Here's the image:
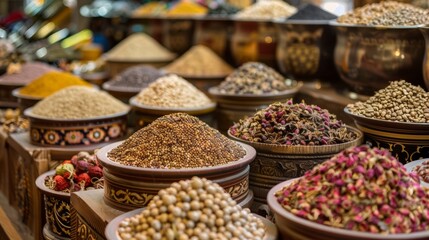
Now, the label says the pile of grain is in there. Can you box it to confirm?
[105,33,175,62]
[108,113,246,168]
[164,45,233,77]
[32,86,129,119]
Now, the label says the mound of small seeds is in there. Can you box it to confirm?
[135,74,212,108]
[216,62,292,95]
[337,1,429,26]
[164,45,233,77]
[118,177,265,240]
[106,65,164,90]
[32,86,129,119]
[108,113,245,168]
[235,0,296,20]
[275,145,429,234]
[230,100,356,145]
[347,80,429,123]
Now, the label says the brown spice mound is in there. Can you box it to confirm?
[108,113,246,168]
[164,45,233,77]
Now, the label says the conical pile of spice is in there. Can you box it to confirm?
[105,65,165,91]
[19,72,91,98]
[337,1,429,26]
[105,33,175,62]
[108,113,246,168]
[164,45,233,77]
[0,62,59,86]
[347,80,429,123]
[216,62,292,95]
[235,0,296,20]
[275,145,429,234]
[229,100,356,145]
[118,177,265,239]
[32,86,129,119]
[165,1,208,16]
[134,74,213,108]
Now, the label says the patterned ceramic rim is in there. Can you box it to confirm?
[26,108,128,146]
[105,208,278,240]
[227,126,363,154]
[208,80,302,99]
[24,107,130,122]
[267,179,429,239]
[97,141,256,175]
[344,107,429,131]
[129,97,216,114]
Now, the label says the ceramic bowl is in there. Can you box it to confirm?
[268,179,429,240]
[0,82,19,108]
[228,126,363,214]
[24,107,129,147]
[208,80,303,132]
[97,141,256,211]
[129,97,216,128]
[105,208,278,240]
[36,170,71,238]
[344,107,429,164]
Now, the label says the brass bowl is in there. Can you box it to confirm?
[268,179,429,240]
[331,21,426,95]
[230,19,278,67]
[36,170,71,238]
[228,126,363,214]
[420,26,429,90]
[344,107,429,164]
[96,141,256,211]
[208,81,303,132]
[275,20,337,81]
[129,96,216,128]
[24,107,129,147]
[105,208,278,240]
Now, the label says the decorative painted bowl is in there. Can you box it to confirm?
[208,80,302,132]
[129,97,216,128]
[228,126,363,215]
[24,107,129,147]
[275,20,338,82]
[344,107,429,164]
[331,22,426,95]
[105,208,278,240]
[36,170,72,239]
[96,141,256,211]
[268,179,429,240]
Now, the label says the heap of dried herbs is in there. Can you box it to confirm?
[229,100,356,145]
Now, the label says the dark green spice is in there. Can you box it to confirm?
[229,100,356,145]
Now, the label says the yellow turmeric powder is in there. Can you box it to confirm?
[19,72,92,98]
[165,1,208,16]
